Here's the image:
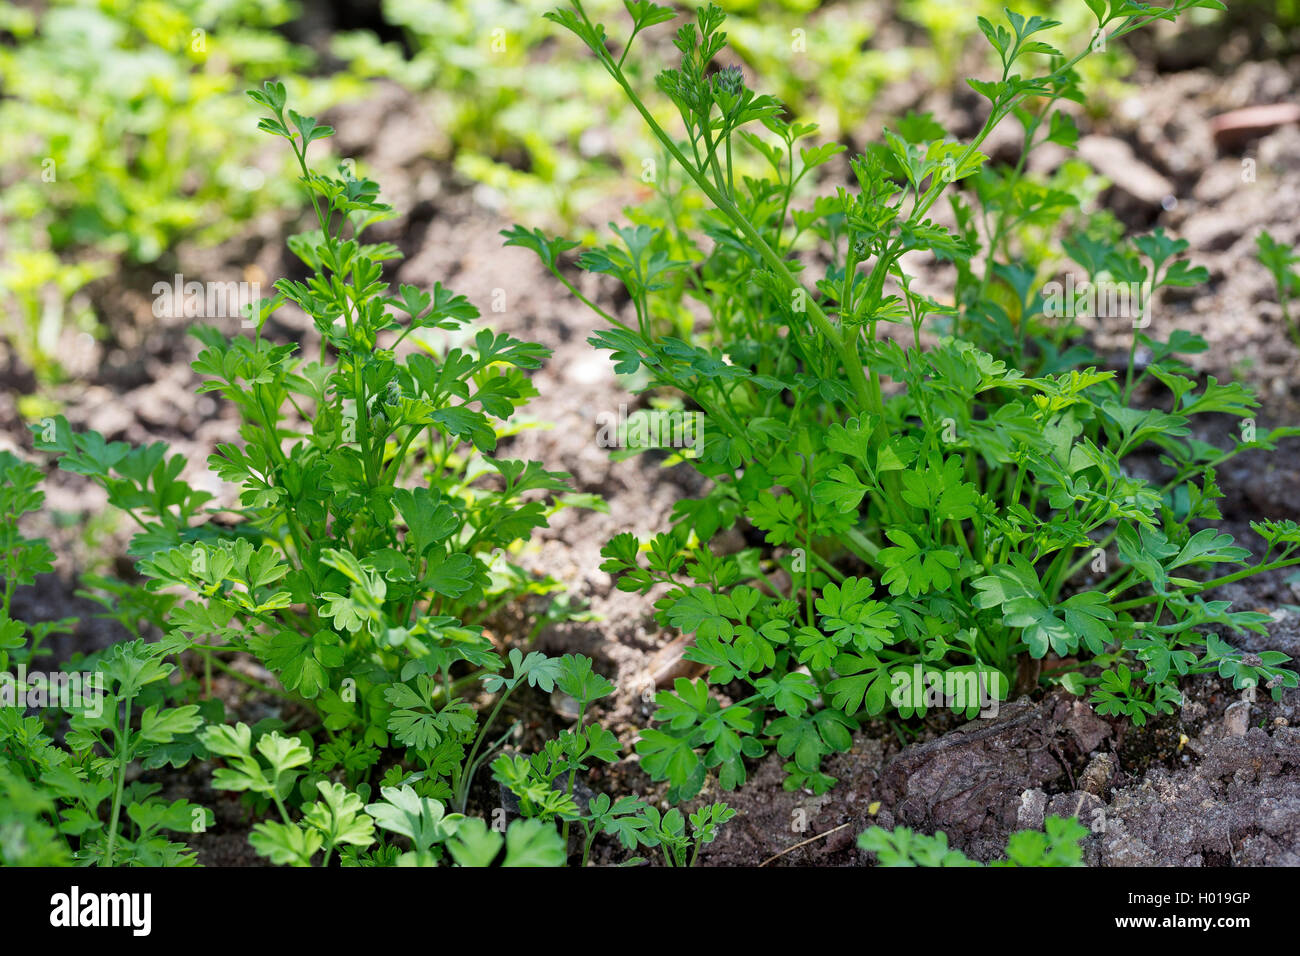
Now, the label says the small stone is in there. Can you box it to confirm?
[1047,791,1105,826]
[1102,829,1155,867]
[1224,700,1251,737]
[1080,752,1117,796]
[648,632,708,689]
[1060,699,1111,753]
[1210,102,1300,150]
[567,352,610,386]
[550,690,581,721]
[1077,135,1176,215]
[1018,788,1047,830]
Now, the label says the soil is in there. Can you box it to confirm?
[3,13,1299,867]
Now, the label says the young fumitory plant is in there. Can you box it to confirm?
[21,82,710,866]
[510,0,1300,800]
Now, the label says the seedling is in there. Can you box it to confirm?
[1,637,214,866]
[859,815,1089,866]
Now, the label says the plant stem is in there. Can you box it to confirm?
[1111,556,1300,611]
[574,13,879,418]
[102,691,135,866]
[457,689,513,812]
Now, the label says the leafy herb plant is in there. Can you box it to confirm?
[23,82,673,866]
[512,0,1300,801]
[1,634,216,866]
[0,452,63,669]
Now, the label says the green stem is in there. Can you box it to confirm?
[272,792,294,827]
[1111,556,1300,611]
[456,689,514,812]
[561,703,587,854]
[573,13,879,418]
[102,690,136,867]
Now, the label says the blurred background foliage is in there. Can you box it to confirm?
[0,0,359,377]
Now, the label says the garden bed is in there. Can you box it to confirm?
[3,1,1299,868]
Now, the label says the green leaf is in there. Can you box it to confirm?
[447,817,504,866]
[249,821,322,867]
[502,818,566,867]
[138,705,202,745]
[879,530,960,597]
[302,781,375,851]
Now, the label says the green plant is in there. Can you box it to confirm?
[490,654,619,822]
[859,814,1089,866]
[0,453,75,866]
[335,0,1150,231]
[366,787,567,866]
[1,638,215,866]
[199,721,374,866]
[637,802,736,866]
[0,451,65,668]
[0,764,75,866]
[1256,230,1300,347]
[512,0,1300,801]
[197,720,578,866]
[1,452,216,865]
[334,0,647,225]
[23,82,645,866]
[488,650,734,866]
[0,0,321,262]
